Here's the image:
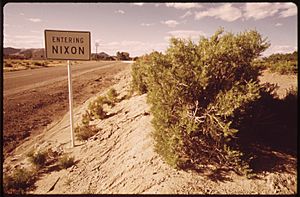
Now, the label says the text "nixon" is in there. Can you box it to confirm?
[52,46,85,55]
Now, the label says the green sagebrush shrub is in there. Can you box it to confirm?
[27,150,48,169]
[131,28,270,172]
[58,154,75,169]
[107,88,119,103]
[3,167,36,194]
[88,95,114,120]
[75,124,99,141]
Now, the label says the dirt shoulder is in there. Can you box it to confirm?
[3,62,130,156]
[3,68,297,194]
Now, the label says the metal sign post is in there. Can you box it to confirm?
[45,29,91,148]
[67,60,75,148]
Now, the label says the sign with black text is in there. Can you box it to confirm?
[45,30,91,60]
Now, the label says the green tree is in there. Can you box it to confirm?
[116,51,130,60]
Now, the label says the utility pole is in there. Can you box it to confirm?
[95,42,99,61]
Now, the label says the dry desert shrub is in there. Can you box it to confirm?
[58,154,75,169]
[131,28,271,174]
[27,149,48,169]
[75,124,99,141]
[3,167,37,194]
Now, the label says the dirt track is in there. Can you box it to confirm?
[3,61,130,156]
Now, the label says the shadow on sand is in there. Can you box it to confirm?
[186,84,297,182]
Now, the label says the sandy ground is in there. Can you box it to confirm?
[259,69,297,98]
[3,68,297,194]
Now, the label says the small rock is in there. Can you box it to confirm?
[143,111,150,116]
[153,172,157,175]
[69,165,77,172]
[11,157,18,162]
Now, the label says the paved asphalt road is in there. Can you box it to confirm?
[3,61,119,96]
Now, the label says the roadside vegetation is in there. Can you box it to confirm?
[3,167,37,194]
[75,124,99,141]
[58,154,76,169]
[26,149,48,169]
[4,148,76,194]
[131,28,297,175]
[259,51,297,75]
[75,88,121,141]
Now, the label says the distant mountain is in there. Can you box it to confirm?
[4,47,44,55]
[3,47,46,59]
[3,47,22,55]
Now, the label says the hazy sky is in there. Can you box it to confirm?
[3,2,298,57]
